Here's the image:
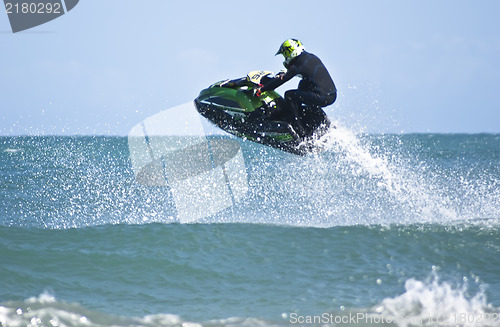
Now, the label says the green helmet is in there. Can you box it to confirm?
[276,39,305,65]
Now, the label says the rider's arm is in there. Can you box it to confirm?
[260,68,296,92]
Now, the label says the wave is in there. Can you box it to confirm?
[372,272,498,327]
[2,272,498,327]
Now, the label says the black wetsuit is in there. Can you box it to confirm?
[261,51,336,135]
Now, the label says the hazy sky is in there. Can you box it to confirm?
[1,0,499,135]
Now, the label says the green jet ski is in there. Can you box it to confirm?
[194,71,331,156]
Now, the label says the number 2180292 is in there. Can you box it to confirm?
[5,2,62,14]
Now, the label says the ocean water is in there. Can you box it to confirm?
[0,128,499,326]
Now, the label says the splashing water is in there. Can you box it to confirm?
[328,125,456,220]
[287,124,499,226]
[1,130,498,228]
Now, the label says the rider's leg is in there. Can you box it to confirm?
[284,90,324,137]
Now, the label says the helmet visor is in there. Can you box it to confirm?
[275,45,285,56]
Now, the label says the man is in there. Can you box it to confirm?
[260,39,337,136]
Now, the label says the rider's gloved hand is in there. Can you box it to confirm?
[276,69,287,78]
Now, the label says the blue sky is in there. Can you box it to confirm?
[1,0,499,135]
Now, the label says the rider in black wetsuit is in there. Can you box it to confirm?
[260,39,337,136]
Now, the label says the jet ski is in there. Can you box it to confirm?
[194,71,331,156]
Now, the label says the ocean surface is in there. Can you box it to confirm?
[1,128,499,326]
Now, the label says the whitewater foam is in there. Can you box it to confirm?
[373,272,498,327]
[0,293,279,327]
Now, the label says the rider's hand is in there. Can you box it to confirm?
[276,69,287,79]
